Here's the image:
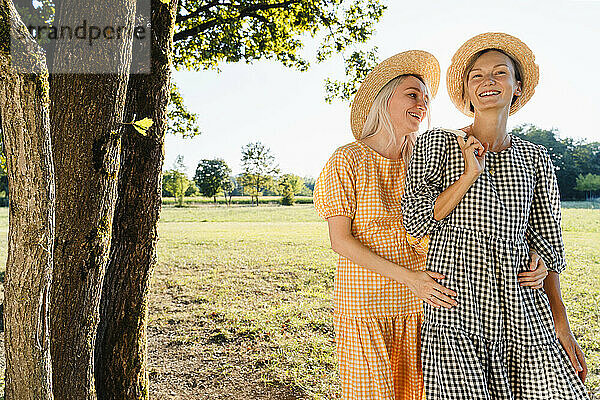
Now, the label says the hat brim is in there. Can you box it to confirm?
[447,32,539,117]
[350,50,440,139]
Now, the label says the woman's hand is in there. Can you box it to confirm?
[457,135,487,182]
[404,270,458,309]
[518,251,548,289]
[556,327,588,383]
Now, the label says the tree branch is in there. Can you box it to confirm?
[173,0,300,42]
[176,0,224,24]
[236,0,298,13]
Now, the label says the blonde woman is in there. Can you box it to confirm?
[314,50,548,399]
[403,33,589,399]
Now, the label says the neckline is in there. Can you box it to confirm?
[486,133,515,155]
[355,140,403,162]
[444,128,514,155]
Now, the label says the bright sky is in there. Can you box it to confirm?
[166,0,600,178]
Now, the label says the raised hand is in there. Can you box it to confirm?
[457,135,488,183]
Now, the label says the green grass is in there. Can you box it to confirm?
[154,203,600,398]
[562,200,600,209]
[153,204,338,397]
[162,195,314,206]
[158,203,321,223]
[0,203,598,398]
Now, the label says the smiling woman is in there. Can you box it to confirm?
[359,74,431,164]
[461,48,523,116]
[313,50,451,400]
[403,32,590,400]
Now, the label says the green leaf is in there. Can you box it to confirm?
[132,117,154,135]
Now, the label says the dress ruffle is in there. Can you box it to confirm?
[334,312,425,400]
[421,324,590,400]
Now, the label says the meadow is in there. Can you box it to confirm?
[149,204,600,399]
[0,203,598,399]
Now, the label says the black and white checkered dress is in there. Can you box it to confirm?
[401,128,590,399]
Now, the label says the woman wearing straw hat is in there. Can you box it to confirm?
[313,49,548,399]
[313,50,452,399]
[403,33,589,399]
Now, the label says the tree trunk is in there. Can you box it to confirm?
[49,1,136,398]
[95,1,178,398]
[0,2,54,398]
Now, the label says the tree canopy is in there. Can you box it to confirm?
[173,0,385,100]
[167,83,201,138]
[575,173,600,200]
[194,158,231,202]
[163,155,191,207]
[511,124,600,200]
[277,173,307,205]
[240,141,279,205]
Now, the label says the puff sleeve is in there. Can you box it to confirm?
[401,130,449,239]
[313,147,357,220]
[526,146,566,273]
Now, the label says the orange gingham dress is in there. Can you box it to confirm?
[314,140,428,400]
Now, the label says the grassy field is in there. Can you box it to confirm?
[162,195,314,206]
[0,204,598,398]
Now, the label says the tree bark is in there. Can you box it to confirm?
[0,1,54,398]
[95,0,178,398]
[48,1,136,398]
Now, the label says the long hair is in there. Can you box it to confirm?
[360,74,430,164]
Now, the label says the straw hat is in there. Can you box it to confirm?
[447,32,539,117]
[350,50,440,139]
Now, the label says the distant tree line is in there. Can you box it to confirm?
[162,141,313,206]
[510,124,600,200]
[1,125,596,207]
[161,125,600,204]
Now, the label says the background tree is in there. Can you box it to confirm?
[303,176,316,196]
[572,142,600,177]
[222,176,238,205]
[511,124,600,200]
[185,181,200,196]
[278,174,311,205]
[241,142,279,206]
[278,175,298,205]
[163,155,191,207]
[194,158,231,203]
[234,173,246,196]
[278,174,308,194]
[162,171,177,197]
[575,173,600,201]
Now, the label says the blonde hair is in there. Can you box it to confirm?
[360,74,431,164]
[461,49,523,114]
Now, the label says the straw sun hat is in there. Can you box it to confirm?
[447,32,540,117]
[350,50,440,139]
